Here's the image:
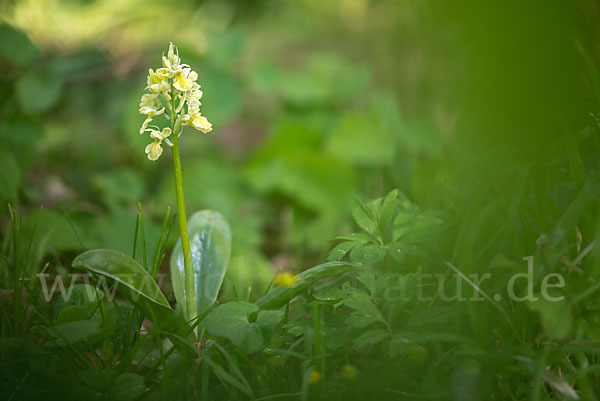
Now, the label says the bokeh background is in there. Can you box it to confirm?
[1,0,599,301]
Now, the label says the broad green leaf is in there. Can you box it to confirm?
[72,249,190,337]
[256,261,361,310]
[0,24,36,67]
[170,210,232,318]
[528,296,572,339]
[16,69,62,113]
[204,301,283,354]
[110,373,145,401]
[56,305,92,323]
[38,320,101,345]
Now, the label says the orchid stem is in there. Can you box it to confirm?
[171,126,196,330]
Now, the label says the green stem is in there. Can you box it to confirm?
[171,128,196,327]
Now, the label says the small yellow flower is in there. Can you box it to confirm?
[309,370,322,384]
[189,114,212,133]
[173,73,193,92]
[144,127,172,161]
[145,141,163,161]
[273,272,299,287]
[173,68,198,92]
[342,364,358,380]
[147,68,169,93]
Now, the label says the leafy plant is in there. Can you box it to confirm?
[328,189,445,266]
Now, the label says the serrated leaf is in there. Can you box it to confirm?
[352,198,377,234]
[356,270,377,295]
[343,293,386,328]
[352,328,390,349]
[170,210,232,318]
[393,211,444,243]
[330,233,374,243]
[327,241,355,261]
[312,286,346,301]
[379,189,398,230]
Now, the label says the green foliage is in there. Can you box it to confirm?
[2,1,600,400]
[255,261,361,310]
[204,301,283,354]
[170,210,232,317]
[329,189,445,266]
[72,249,190,337]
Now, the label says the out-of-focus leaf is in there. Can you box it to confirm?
[250,55,369,105]
[393,210,445,243]
[199,67,241,127]
[528,296,572,339]
[110,373,145,401]
[92,169,144,207]
[246,118,355,214]
[0,149,21,204]
[312,286,346,302]
[343,290,386,328]
[16,69,62,113]
[327,114,394,166]
[204,301,283,353]
[170,210,232,317]
[397,119,443,156]
[38,320,101,345]
[0,24,36,67]
[0,118,43,170]
[352,328,390,349]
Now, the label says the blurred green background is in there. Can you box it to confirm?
[1,0,599,300]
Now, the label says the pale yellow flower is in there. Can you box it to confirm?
[144,127,172,161]
[147,68,169,93]
[145,141,163,161]
[189,114,212,133]
[174,73,194,92]
[138,42,213,159]
[139,93,165,117]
